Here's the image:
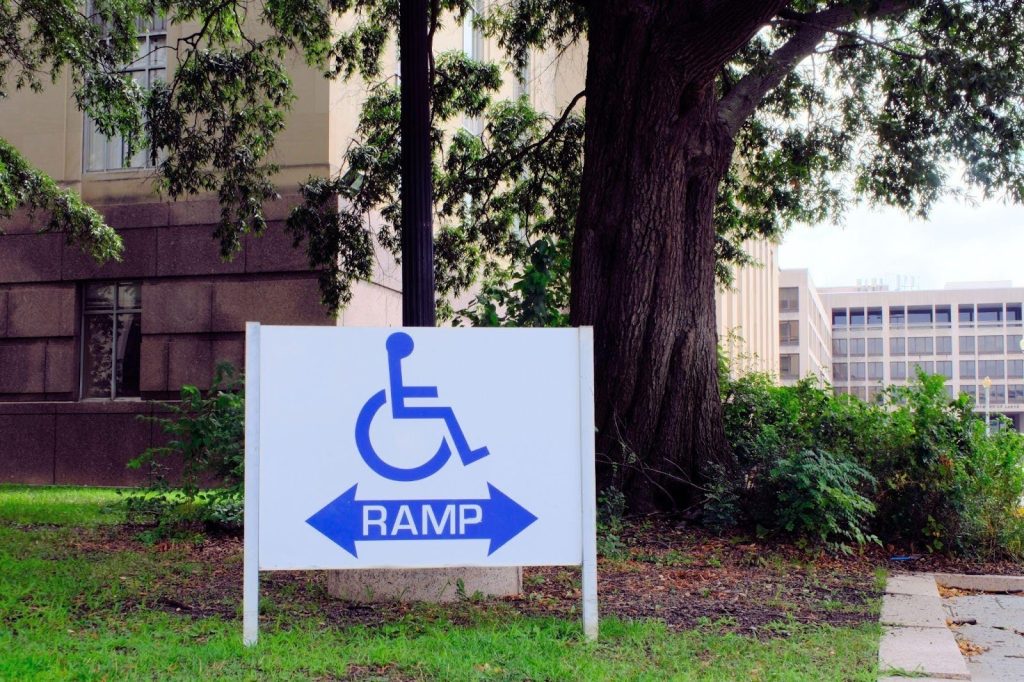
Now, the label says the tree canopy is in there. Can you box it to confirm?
[5,1,1024,508]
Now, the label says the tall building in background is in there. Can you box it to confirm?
[716,240,780,376]
[821,282,1024,431]
[777,269,831,386]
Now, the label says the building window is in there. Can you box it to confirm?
[832,308,847,328]
[977,304,1003,325]
[978,359,1005,379]
[936,336,952,355]
[849,307,866,327]
[85,13,167,171]
[908,336,933,355]
[849,338,866,357]
[944,384,955,398]
[1009,385,1024,403]
[81,282,142,399]
[890,361,907,380]
[833,362,848,381]
[890,337,906,356]
[962,384,977,400]
[867,307,883,326]
[1008,304,1022,324]
[1009,360,1024,379]
[935,306,951,325]
[867,385,884,402]
[850,362,866,380]
[958,304,974,325]
[1008,334,1023,353]
[832,338,848,356]
[867,337,883,356]
[978,335,1004,354]
[960,335,975,354]
[780,354,799,379]
[908,306,932,326]
[990,385,1006,404]
[849,386,866,401]
[910,361,934,376]
[960,360,976,379]
[868,362,884,380]
[889,306,906,327]
[936,361,953,379]
[779,320,799,346]
[779,287,799,313]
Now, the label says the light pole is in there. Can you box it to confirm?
[982,375,992,435]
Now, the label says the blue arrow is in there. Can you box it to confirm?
[306,483,538,558]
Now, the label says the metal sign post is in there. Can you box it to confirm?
[242,324,598,645]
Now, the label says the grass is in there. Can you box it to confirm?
[0,486,882,680]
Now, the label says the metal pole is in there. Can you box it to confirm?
[243,322,261,646]
[399,0,435,327]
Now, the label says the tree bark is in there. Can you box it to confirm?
[570,3,762,511]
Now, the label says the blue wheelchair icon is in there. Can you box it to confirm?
[355,332,489,481]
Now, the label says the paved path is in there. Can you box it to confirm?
[878,573,1024,682]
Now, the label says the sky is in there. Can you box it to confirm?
[779,196,1024,291]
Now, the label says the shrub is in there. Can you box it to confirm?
[122,363,244,539]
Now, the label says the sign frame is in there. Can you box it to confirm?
[242,322,598,645]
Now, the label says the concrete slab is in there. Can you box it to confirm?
[885,573,940,597]
[935,573,1024,593]
[880,593,949,628]
[327,567,522,603]
[945,592,1024,682]
[878,625,970,679]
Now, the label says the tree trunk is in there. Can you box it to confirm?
[570,5,738,512]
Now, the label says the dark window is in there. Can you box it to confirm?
[780,354,799,379]
[963,385,977,400]
[935,306,951,324]
[867,308,883,326]
[890,361,907,379]
[960,360,976,379]
[833,362,848,381]
[889,306,906,327]
[850,362,866,380]
[81,282,142,399]
[990,385,1006,404]
[890,337,906,356]
[849,308,866,326]
[1010,360,1024,379]
[978,304,1002,323]
[908,306,932,325]
[1008,304,1022,323]
[832,338,848,356]
[867,338,883,356]
[868,362,884,380]
[1009,385,1024,403]
[832,309,847,327]
[779,320,799,345]
[779,287,799,313]
[936,361,953,379]
[960,336,975,354]
[850,338,866,356]
[908,337,933,355]
[958,304,974,324]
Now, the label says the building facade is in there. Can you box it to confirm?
[821,282,1024,430]
[716,240,780,376]
[777,269,831,386]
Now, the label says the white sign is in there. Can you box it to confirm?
[243,324,597,645]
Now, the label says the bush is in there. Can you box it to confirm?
[122,363,244,539]
[715,366,1024,559]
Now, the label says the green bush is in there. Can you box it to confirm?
[715,365,1024,559]
[122,363,244,539]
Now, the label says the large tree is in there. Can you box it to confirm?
[6,1,1024,511]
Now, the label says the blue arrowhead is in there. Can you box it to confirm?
[306,484,360,558]
[484,483,538,556]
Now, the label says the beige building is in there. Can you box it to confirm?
[821,282,1024,430]
[716,240,780,376]
[0,9,581,485]
[777,269,831,386]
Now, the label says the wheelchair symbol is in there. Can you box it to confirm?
[355,332,490,481]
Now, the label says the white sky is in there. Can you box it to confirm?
[779,196,1024,290]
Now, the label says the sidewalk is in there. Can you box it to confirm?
[879,573,1024,681]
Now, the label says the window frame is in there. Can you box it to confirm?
[79,281,143,400]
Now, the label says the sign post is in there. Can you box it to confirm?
[243,325,597,645]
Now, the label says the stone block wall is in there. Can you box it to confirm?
[0,196,401,485]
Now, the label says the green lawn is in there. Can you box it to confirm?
[0,486,880,681]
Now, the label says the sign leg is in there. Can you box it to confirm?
[244,322,261,646]
[579,327,599,640]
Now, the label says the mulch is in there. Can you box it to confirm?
[59,517,1022,637]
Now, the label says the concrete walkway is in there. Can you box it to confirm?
[878,573,1024,682]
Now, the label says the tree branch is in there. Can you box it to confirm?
[718,0,913,137]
